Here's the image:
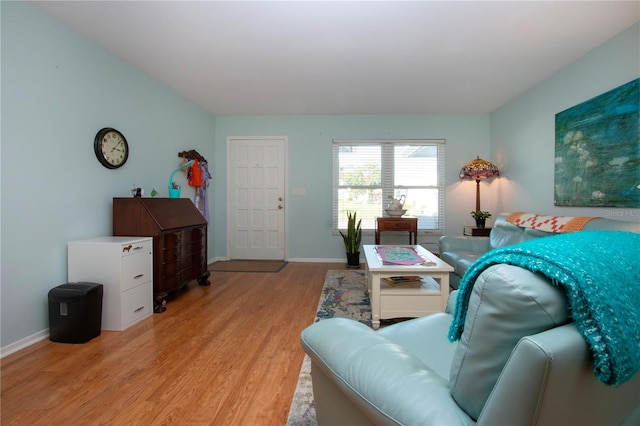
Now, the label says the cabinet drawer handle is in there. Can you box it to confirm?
[134,306,145,313]
[133,274,144,279]
[132,245,144,251]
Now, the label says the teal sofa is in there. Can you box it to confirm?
[439,212,640,289]
[301,268,640,425]
[300,217,640,425]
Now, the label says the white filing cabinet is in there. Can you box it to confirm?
[68,236,153,331]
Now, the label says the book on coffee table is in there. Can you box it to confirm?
[383,276,423,287]
[376,246,424,265]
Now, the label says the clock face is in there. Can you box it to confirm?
[94,128,129,169]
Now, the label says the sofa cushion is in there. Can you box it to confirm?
[584,217,640,232]
[448,264,569,420]
[489,223,532,248]
[378,313,457,380]
[301,318,474,425]
[441,251,480,277]
[523,228,555,238]
[455,257,477,276]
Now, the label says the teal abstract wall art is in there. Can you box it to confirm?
[555,78,639,207]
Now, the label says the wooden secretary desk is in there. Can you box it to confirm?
[113,198,210,313]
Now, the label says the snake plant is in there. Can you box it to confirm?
[339,211,362,254]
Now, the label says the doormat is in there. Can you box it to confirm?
[208,260,288,273]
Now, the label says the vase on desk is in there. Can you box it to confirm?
[475,218,486,228]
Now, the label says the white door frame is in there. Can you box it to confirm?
[226,136,288,260]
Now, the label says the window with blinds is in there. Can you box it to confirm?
[333,139,446,234]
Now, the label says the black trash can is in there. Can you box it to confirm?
[48,283,103,343]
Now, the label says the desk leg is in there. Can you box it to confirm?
[375,231,380,245]
[370,273,381,330]
[409,231,418,245]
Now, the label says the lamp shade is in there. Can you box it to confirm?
[459,156,500,181]
[460,156,500,213]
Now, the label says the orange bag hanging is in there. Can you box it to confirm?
[188,159,203,187]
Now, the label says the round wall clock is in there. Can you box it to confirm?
[94,127,129,169]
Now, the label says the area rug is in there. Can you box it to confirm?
[285,270,371,426]
[208,260,287,273]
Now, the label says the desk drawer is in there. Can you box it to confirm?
[382,221,413,231]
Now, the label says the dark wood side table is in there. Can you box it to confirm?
[375,217,418,244]
[463,226,492,237]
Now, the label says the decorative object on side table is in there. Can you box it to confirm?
[384,209,407,217]
[470,210,492,228]
[384,195,407,217]
[459,156,500,219]
[339,211,362,268]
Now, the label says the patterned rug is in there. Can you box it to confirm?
[285,270,371,425]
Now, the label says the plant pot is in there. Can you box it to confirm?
[346,252,361,268]
[475,218,486,228]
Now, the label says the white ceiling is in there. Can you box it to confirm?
[34,1,639,116]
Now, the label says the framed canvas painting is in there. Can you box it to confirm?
[554,78,639,207]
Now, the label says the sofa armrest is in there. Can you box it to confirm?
[439,235,491,254]
[479,323,640,426]
[301,318,474,426]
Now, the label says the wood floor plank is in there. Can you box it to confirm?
[1,262,346,425]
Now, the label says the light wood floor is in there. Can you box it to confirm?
[1,262,347,425]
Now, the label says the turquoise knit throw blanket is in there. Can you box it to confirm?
[448,230,640,386]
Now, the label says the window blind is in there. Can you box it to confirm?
[333,139,446,235]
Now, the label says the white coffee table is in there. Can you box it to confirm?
[363,245,454,329]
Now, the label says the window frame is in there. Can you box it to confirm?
[332,138,446,236]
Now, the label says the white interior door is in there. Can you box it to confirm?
[227,137,287,260]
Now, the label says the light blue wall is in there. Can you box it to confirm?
[0,2,216,349]
[213,114,491,260]
[491,23,640,221]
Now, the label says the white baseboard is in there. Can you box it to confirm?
[286,258,346,263]
[1,329,49,358]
